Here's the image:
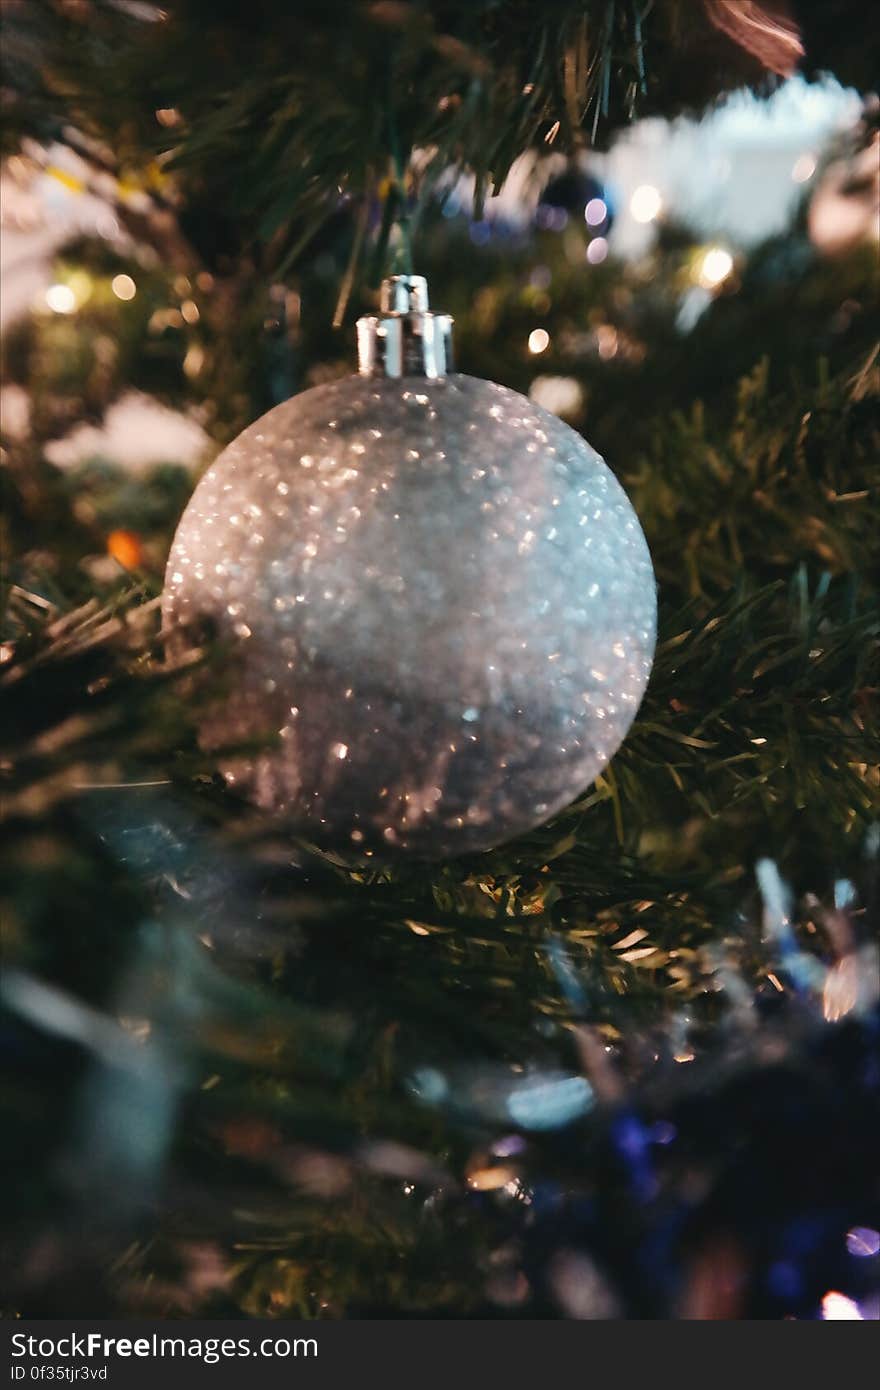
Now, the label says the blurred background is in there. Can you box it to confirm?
[2,65,877,583]
[1,0,878,1321]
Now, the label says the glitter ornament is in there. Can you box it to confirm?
[163,277,656,856]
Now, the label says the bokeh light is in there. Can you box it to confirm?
[111,274,137,301]
[846,1227,880,1257]
[527,328,550,354]
[821,1291,863,1320]
[630,184,663,223]
[697,246,734,288]
[45,284,76,314]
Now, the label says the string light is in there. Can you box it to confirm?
[630,184,663,223]
[527,328,550,354]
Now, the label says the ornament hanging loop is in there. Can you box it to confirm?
[357,275,453,380]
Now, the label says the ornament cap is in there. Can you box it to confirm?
[357,275,453,380]
[380,274,429,314]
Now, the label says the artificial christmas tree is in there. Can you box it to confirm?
[1,0,878,1322]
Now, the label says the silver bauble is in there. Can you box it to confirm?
[163,278,656,856]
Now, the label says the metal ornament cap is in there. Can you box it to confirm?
[357,274,454,380]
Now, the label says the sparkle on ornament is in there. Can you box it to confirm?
[630,184,663,223]
[45,284,76,314]
[528,329,550,354]
[586,238,608,265]
[584,198,607,226]
[111,274,137,301]
[696,247,734,289]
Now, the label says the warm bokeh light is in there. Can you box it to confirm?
[183,344,206,378]
[697,246,734,288]
[528,374,583,419]
[821,1291,863,1320]
[596,324,618,360]
[45,284,76,314]
[630,184,663,223]
[111,274,137,301]
[527,328,550,354]
[106,529,144,571]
